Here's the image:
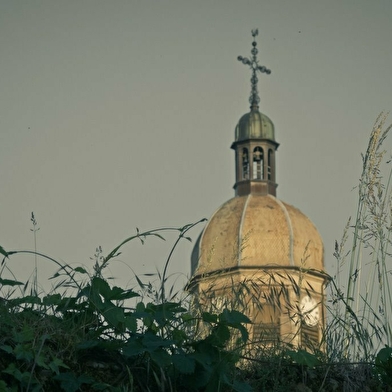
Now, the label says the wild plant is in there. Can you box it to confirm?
[0,219,252,391]
[30,212,40,296]
[327,112,392,361]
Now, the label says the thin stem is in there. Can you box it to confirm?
[30,212,39,295]
[6,250,82,291]
[160,219,206,303]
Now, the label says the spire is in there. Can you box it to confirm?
[237,29,271,110]
[233,30,277,197]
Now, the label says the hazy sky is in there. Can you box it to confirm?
[1,0,392,293]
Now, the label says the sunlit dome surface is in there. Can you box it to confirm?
[191,194,324,276]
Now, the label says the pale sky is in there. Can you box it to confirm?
[1,0,392,294]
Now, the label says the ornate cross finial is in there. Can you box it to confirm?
[237,29,271,110]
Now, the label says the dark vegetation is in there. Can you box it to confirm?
[1,114,392,391]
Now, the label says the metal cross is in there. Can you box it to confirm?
[237,29,271,109]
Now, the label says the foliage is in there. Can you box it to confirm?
[375,346,392,386]
[0,221,251,391]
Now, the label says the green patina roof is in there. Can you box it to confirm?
[235,109,275,142]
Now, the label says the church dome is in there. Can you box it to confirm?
[189,30,326,349]
[191,194,324,277]
[235,109,275,142]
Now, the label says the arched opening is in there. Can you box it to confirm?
[253,147,264,179]
[242,148,249,180]
[268,149,273,180]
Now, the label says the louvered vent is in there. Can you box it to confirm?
[301,323,319,347]
[253,322,279,344]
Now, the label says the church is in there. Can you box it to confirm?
[188,30,328,349]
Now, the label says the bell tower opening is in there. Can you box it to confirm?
[242,148,249,180]
[253,147,264,179]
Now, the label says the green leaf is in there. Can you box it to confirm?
[213,324,231,346]
[48,357,70,374]
[181,312,193,322]
[122,337,145,357]
[76,340,100,350]
[107,286,139,300]
[142,332,174,350]
[149,349,171,367]
[0,380,8,392]
[142,314,155,330]
[74,266,88,274]
[14,343,34,361]
[2,363,30,383]
[9,295,41,306]
[0,345,13,354]
[125,314,137,333]
[135,274,146,289]
[136,301,145,312]
[42,293,62,306]
[190,350,216,368]
[35,354,50,369]
[91,382,114,391]
[13,327,35,343]
[376,346,392,363]
[49,271,61,279]
[91,277,111,298]
[171,353,195,374]
[0,246,8,258]
[219,309,250,325]
[102,304,125,327]
[231,379,252,392]
[235,323,249,343]
[172,328,187,344]
[286,349,321,367]
[152,233,166,241]
[202,312,218,323]
[54,372,94,392]
[0,278,23,287]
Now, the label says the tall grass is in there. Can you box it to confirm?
[328,112,392,360]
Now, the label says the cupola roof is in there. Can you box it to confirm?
[235,109,275,142]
